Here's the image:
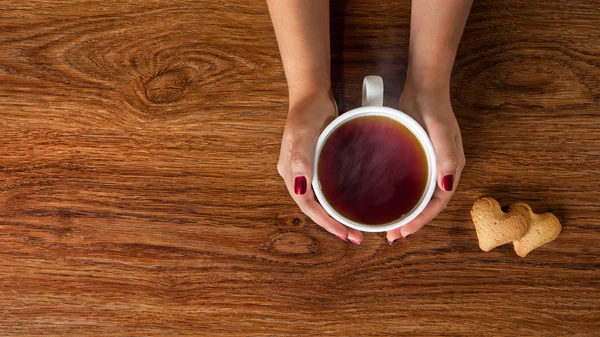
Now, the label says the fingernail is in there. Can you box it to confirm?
[388,238,396,245]
[294,176,307,195]
[442,174,454,192]
[402,232,412,238]
[349,239,362,245]
[336,235,347,242]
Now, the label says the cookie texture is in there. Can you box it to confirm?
[470,198,529,252]
[509,202,562,257]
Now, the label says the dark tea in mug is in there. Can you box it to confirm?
[317,115,428,225]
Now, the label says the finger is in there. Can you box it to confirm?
[280,171,350,240]
[398,133,464,240]
[430,130,459,192]
[297,190,351,239]
[287,132,316,196]
[389,131,463,242]
[386,127,458,243]
[300,192,363,244]
[347,228,364,246]
[386,189,450,242]
[401,189,450,238]
[289,152,311,196]
[288,133,368,242]
[279,148,352,241]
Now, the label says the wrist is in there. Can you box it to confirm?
[401,70,452,111]
[405,65,451,96]
[287,88,336,122]
[288,81,333,110]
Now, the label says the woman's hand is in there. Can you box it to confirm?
[384,0,471,243]
[267,1,362,242]
[277,92,364,245]
[386,84,466,243]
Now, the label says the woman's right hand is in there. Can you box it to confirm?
[277,91,364,245]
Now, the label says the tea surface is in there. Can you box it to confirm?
[318,115,428,225]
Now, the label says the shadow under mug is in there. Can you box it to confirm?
[312,76,437,233]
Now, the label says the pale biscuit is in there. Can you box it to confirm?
[509,202,562,257]
[470,197,529,252]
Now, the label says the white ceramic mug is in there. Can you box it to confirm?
[312,76,437,233]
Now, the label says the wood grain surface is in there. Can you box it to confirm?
[1,1,599,336]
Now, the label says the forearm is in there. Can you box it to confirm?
[407,0,473,92]
[266,0,331,104]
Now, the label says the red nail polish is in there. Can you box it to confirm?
[294,176,307,195]
[350,239,362,245]
[336,235,347,242]
[442,174,454,192]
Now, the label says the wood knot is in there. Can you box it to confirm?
[266,232,321,256]
[145,68,192,104]
[505,67,554,90]
[272,215,306,229]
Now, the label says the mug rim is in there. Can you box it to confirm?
[312,106,437,233]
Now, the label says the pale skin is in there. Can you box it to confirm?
[268,0,471,245]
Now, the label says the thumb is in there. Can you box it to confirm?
[290,147,314,196]
[430,130,458,192]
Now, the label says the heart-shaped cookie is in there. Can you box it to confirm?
[509,202,562,257]
[470,197,529,252]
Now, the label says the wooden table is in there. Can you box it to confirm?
[1,1,599,336]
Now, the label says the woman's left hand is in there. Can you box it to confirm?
[386,84,466,243]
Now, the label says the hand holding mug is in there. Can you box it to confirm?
[278,76,464,244]
[277,91,365,244]
[312,76,437,235]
